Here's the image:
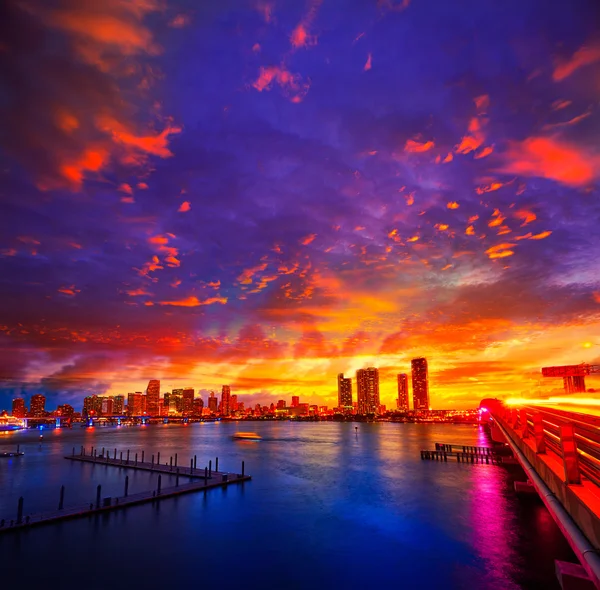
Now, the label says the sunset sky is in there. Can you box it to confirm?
[1,0,600,411]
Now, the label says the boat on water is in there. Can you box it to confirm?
[232,432,262,441]
[0,416,25,432]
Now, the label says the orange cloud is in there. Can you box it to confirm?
[58,285,80,296]
[118,183,133,194]
[300,234,317,245]
[126,287,151,297]
[474,146,494,159]
[404,139,435,153]
[553,45,600,81]
[158,296,227,307]
[252,65,310,102]
[465,225,475,236]
[442,152,453,163]
[364,53,372,71]
[178,201,191,212]
[497,137,598,187]
[552,100,572,111]
[447,201,459,209]
[514,209,536,227]
[456,117,485,154]
[488,209,505,228]
[543,110,591,131]
[530,230,552,240]
[476,181,504,195]
[137,182,149,189]
[485,243,515,259]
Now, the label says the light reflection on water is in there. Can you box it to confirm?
[0,422,573,589]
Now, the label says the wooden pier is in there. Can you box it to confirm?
[0,447,250,534]
[420,449,503,464]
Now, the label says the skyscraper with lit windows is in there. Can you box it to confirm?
[337,373,353,411]
[29,394,46,417]
[411,358,429,411]
[397,374,409,411]
[221,385,231,416]
[356,368,379,414]
[146,380,160,416]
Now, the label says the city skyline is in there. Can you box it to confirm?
[1,1,600,412]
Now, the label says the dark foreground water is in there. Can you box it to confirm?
[0,422,573,589]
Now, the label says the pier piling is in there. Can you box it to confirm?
[205,467,208,480]
[58,486,65,510]
[194,455,197,469]
[190,459,193,474]
[120,451,123,463]
[176,468,180,487]
[170,456,173,471]
[209,460,212,477]
[175,453,178,467]
[151,454,155,468]
[216,457,219,472]
[17,497,23,525]
[124,476,129,497]
[157,452,161,465]
[126,450,130,465]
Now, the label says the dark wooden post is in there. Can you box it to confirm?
[141,451,145,464]
[242,461,245,477]
[216,457,219,472]
[126,449,130,464]
[175,453,178,467]
[560,424,581,485]
[151,454,155,468]
[120,451,123,463]
[209,460,212,477]
[124,476,129,497]
[170,456,173,471]
[58,485,65,510]
[190,458,193,474]
[176,467,180,487]
[194,455,197,469]
[205,466,208,480]
[135,453,138,466]
[157,452,161,465]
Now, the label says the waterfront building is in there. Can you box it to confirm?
[397,373,409,411]
[30,394,46,417]
[193,397,204,415]
[208,391,218,413]
[56,404,74,418]
[83,394,102,417]
[230,394,238,412]
[356,368,380,414]
[411,357,430,411]
[337,373,353,412]
[146,380,160,416]
[12,398,26,418]
[276,399,286,410]
[113,395,125,415]
[128,392,144,416]
[291,396,300,407]
[182,388,194,414]
[221,385,231,416]
[101,396,114,415]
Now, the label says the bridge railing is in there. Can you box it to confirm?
[495,405,600,486]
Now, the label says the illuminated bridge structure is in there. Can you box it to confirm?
[481,400,600,590]
[542,363,600,394]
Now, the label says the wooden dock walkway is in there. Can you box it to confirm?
[0,448,250,534]
[420,449,503,464]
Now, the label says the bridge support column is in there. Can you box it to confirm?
[533,413,546,453]
[560,424,581,485]
[520,409,529,438]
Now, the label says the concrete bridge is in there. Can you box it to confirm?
[480,399,600,590]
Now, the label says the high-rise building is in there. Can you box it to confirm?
[182,388,194,415]
[411,357,430,411]
[291,396,300,407]
[12,398,26,418]
[276,399,286,410]
[57,404,74,418]
[337,373,352,410]
[230,394,238,412]
[193,397,204,415]
[101,397,114,415]
[397,373,409,411]
[83,395,102,417]
[29,394,46,417]
[127,392,143,416]
[208,391,218,413]
[221,385,231,416]
[356,368,380,414]
[146,380,160,416]
[113,395,125,415]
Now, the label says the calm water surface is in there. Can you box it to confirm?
[0,422,573,589]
